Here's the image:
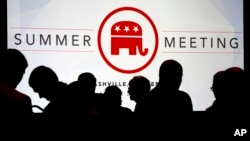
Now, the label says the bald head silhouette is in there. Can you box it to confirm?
[158,59,183,91]
[77,72,97,95]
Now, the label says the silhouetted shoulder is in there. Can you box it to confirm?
[0,49,32,114]
[177,90,191,99]
[176,90,193,112]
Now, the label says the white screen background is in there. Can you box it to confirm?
[7,0,244,112]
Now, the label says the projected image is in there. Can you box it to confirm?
[7,0,244,112]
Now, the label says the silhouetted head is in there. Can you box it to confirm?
[224,67,245,98]
[77,72,96,94]
[223,67,248,113]
[128,75,150,102]
[158,59,183,90]
[29,65,59,100]
[211,71,225,100]
[104,85,122,106]
[0,49,28,88]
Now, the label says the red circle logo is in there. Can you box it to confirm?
[98,7,158,73]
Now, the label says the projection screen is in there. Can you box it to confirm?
[7,0,244,112]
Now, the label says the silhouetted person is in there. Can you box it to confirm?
[206,71,226,113]
[127,75,151,135]
[207,67,247,115]
[128,75,150,115]
[0,49,32,115]
[77,72,102,117]
[205,67,248,139]
[103,85,132,117]
[131,60,193,139]
[147,59,193,116]
[223,67,248,116]
[28,65,70,117]
[77,72,97,93]
[68,72,104,129]
[101,85,132,131]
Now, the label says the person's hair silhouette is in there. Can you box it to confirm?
[0,49,32,115]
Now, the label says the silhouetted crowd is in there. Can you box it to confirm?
[0,49,249,139]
